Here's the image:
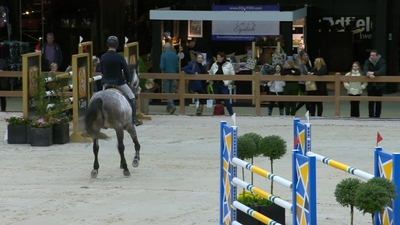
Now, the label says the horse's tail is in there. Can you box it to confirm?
[84,98,109,140]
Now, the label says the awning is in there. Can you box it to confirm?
[149,7,307,21]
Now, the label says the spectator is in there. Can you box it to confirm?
[92,56,102,92]
[363,50,386,118]
[281,59,301,116]
[295,50,312,113]
[343,62,368,117]
[183,53,208,116]
[209,52,235,116]
[267,64,285,116]
[0,58,8,111]
[160,42,179,114]
[37,33,63,72]
[307,57,328,117]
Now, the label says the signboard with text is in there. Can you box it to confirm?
[212,5,280,41]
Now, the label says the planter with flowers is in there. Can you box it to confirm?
[47,71,71,145]
[51,116,70,144]
[30,72,53,146]
[5,116,31,144]
[30,118,53,146]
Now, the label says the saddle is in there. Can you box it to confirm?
[103,84,135,109]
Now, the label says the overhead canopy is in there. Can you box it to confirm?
[150,7,307,21]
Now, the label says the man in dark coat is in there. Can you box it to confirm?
[363,50,386,118]
[39,33,63,71]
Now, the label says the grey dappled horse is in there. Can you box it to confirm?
[84,64,141,178]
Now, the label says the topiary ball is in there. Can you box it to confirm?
[258,135,287,161]
[237,135,258,160]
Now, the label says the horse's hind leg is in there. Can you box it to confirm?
[91,139,100,179]
[127,124,141,167]
[116,128,130,176]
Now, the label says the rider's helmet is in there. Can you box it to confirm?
[106,36,119,48]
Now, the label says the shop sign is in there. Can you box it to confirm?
[328,17,373,39]
[212,5,280,41]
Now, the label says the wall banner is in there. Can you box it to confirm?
[212,5,280,41]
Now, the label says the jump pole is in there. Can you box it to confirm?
[220,121,317,225]
[294,118,400,225]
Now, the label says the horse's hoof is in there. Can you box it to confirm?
[91,169,98,179]
[123,170,131,177]
[132,159,139,167]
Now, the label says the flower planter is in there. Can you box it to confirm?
[7,124,27,144]
[27,125,32,144]
[30,127,53,146]
[237,206,261,225]
[258,204,285,224]
[237,205,285,225]
[52,124,69,144]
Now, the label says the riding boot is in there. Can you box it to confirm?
[196,104,204,116]
[130,98,143,126]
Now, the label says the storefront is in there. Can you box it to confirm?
[150,5,307,73]
[151,0,400,92]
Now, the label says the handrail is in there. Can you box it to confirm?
[0,70,399,117]
[139,72,400,116]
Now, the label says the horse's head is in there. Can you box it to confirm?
[128,62,141,96]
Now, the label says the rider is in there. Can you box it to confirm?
[100,36,143,126]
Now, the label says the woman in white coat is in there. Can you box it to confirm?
[209,52,235,116]
[343,61,368,117]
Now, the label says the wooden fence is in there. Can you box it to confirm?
[2,71,400,117]
[139,73,400,117]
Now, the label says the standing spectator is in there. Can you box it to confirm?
[363,50,386,118]
[0,58,8,111]
[37,33,63,72]
[209,52,235,116]
[295,50,312,113]
[307,58,328,117]
[281,59,301,116]
[160,42,179,114]
[92,56,102,92]
[267,64,285,116]
[343,62,368,117]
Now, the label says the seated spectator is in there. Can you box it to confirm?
[183,53,208,116]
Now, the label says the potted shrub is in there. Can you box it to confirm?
[334,178,364,225]
[237,190,277,225]
[355,177,397,225]
[51,116,70,144]
[5,116,31,144]
[259,135,287,195]
[236,135,259,225]
[242,132,262,185]
[256,134,288,224]
[30,118,53,146]
[48,75,70,144]
[30,72,52,146]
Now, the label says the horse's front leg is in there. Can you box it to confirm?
[116,128,130,176]
[91,139,100,179]
[127,124,141,167]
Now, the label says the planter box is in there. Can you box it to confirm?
[52,124,69,144]
[7,125,27,144]
[30,127,53,146]
[237,205,285,225]
[259,204,285,224]
[237,206,261,225]
[27,125,32,144]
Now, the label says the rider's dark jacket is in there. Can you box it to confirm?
[100,50,131,85]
